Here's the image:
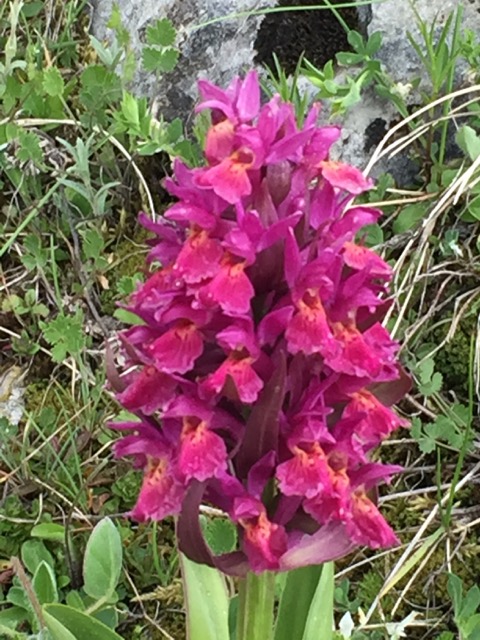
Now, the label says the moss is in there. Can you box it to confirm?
[430,304,478,400]
[100,229,150,315]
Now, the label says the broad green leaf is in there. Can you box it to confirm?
[142,47,179,73]
[17,129,43,165]
[463,613,480,637]
[32,561,58,604]
[201,517,237,555]
[366,31,382,56]
[65,591,86,611]
[146,18,176,47]
[6,586,29,610]
[31,523,66,543]
[21,540,54,574]
[43,604,123,640]
[448,573,464,615]
[456,125,480,161]
[83,518,122,601]
[0,605,26,628]
[361,223,384,247]
[120,91,140,128]
[43,67,64,97]
[346,30,365,52]
[274,565,323,640]
[113,308,145,325]
[336,52,365,66]
[20,1,44,17]
[460,585,480,620]
[93,606,118,629]
[180,553,229,640]
[393,203,426,234]
[302,562,335,640]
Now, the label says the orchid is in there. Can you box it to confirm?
[110,70,409,639]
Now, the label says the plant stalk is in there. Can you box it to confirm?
[237,571,276,640]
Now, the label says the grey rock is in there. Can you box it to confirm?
[90,0,277,122]
[333,0,480,184]
[89,0,480,186]
[363,0,479,90]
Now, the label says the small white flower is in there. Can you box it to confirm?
[338,612,355,639]
[386,611,420,640]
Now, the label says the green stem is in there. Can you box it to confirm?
[237,571,276,640]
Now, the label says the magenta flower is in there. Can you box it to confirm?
[110,71,410,576]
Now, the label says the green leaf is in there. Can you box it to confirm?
[80,228,105,262]
[448,573,464,616]
[146,18,176,47]
[43,67,65,97]
[79,66,122,114]
[113,308,145,325]
[119,91,140,128]
[21,540,54,575]
[42,610,77,640]
[460,585,480,620]
[6,586,30,611]
[116,274,143,296]
[40,311,86,362]
[17,130,43,166]
[21,1,44,17]
[142,47,178,73]
[32,561,58,604]
[336,52,366,66]
[347,30,365,52]
[201,517,237,555]
[456,125,480,161]
[31,523,66,543]
[302,562,335,640]
[83,518,122,601]
[338,79,361,111]
[0,605,26,629]
[366,31,383,56]
[274,565,323,640]
[393,202,427,234]
[65,591,85,611]
[361,223,384,247]
[180,553,230,640]
[43,604,123,640]
[106,4,130,47]
[21,234,49,270]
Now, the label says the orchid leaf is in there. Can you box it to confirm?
[83,517,122,601]
[43,604,123,640]
[302,562,335,640]
[274,565,323,640]
[177,481,247,576]
[180,553,230,640]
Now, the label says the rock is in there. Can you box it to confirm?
[332,0,479,184]
[89,0,479,186]
[89,0,277,122]
[359,0,479,89]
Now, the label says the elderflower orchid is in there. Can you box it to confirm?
[110,70,409,576]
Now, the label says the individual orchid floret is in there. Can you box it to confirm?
[110,70,410,577]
